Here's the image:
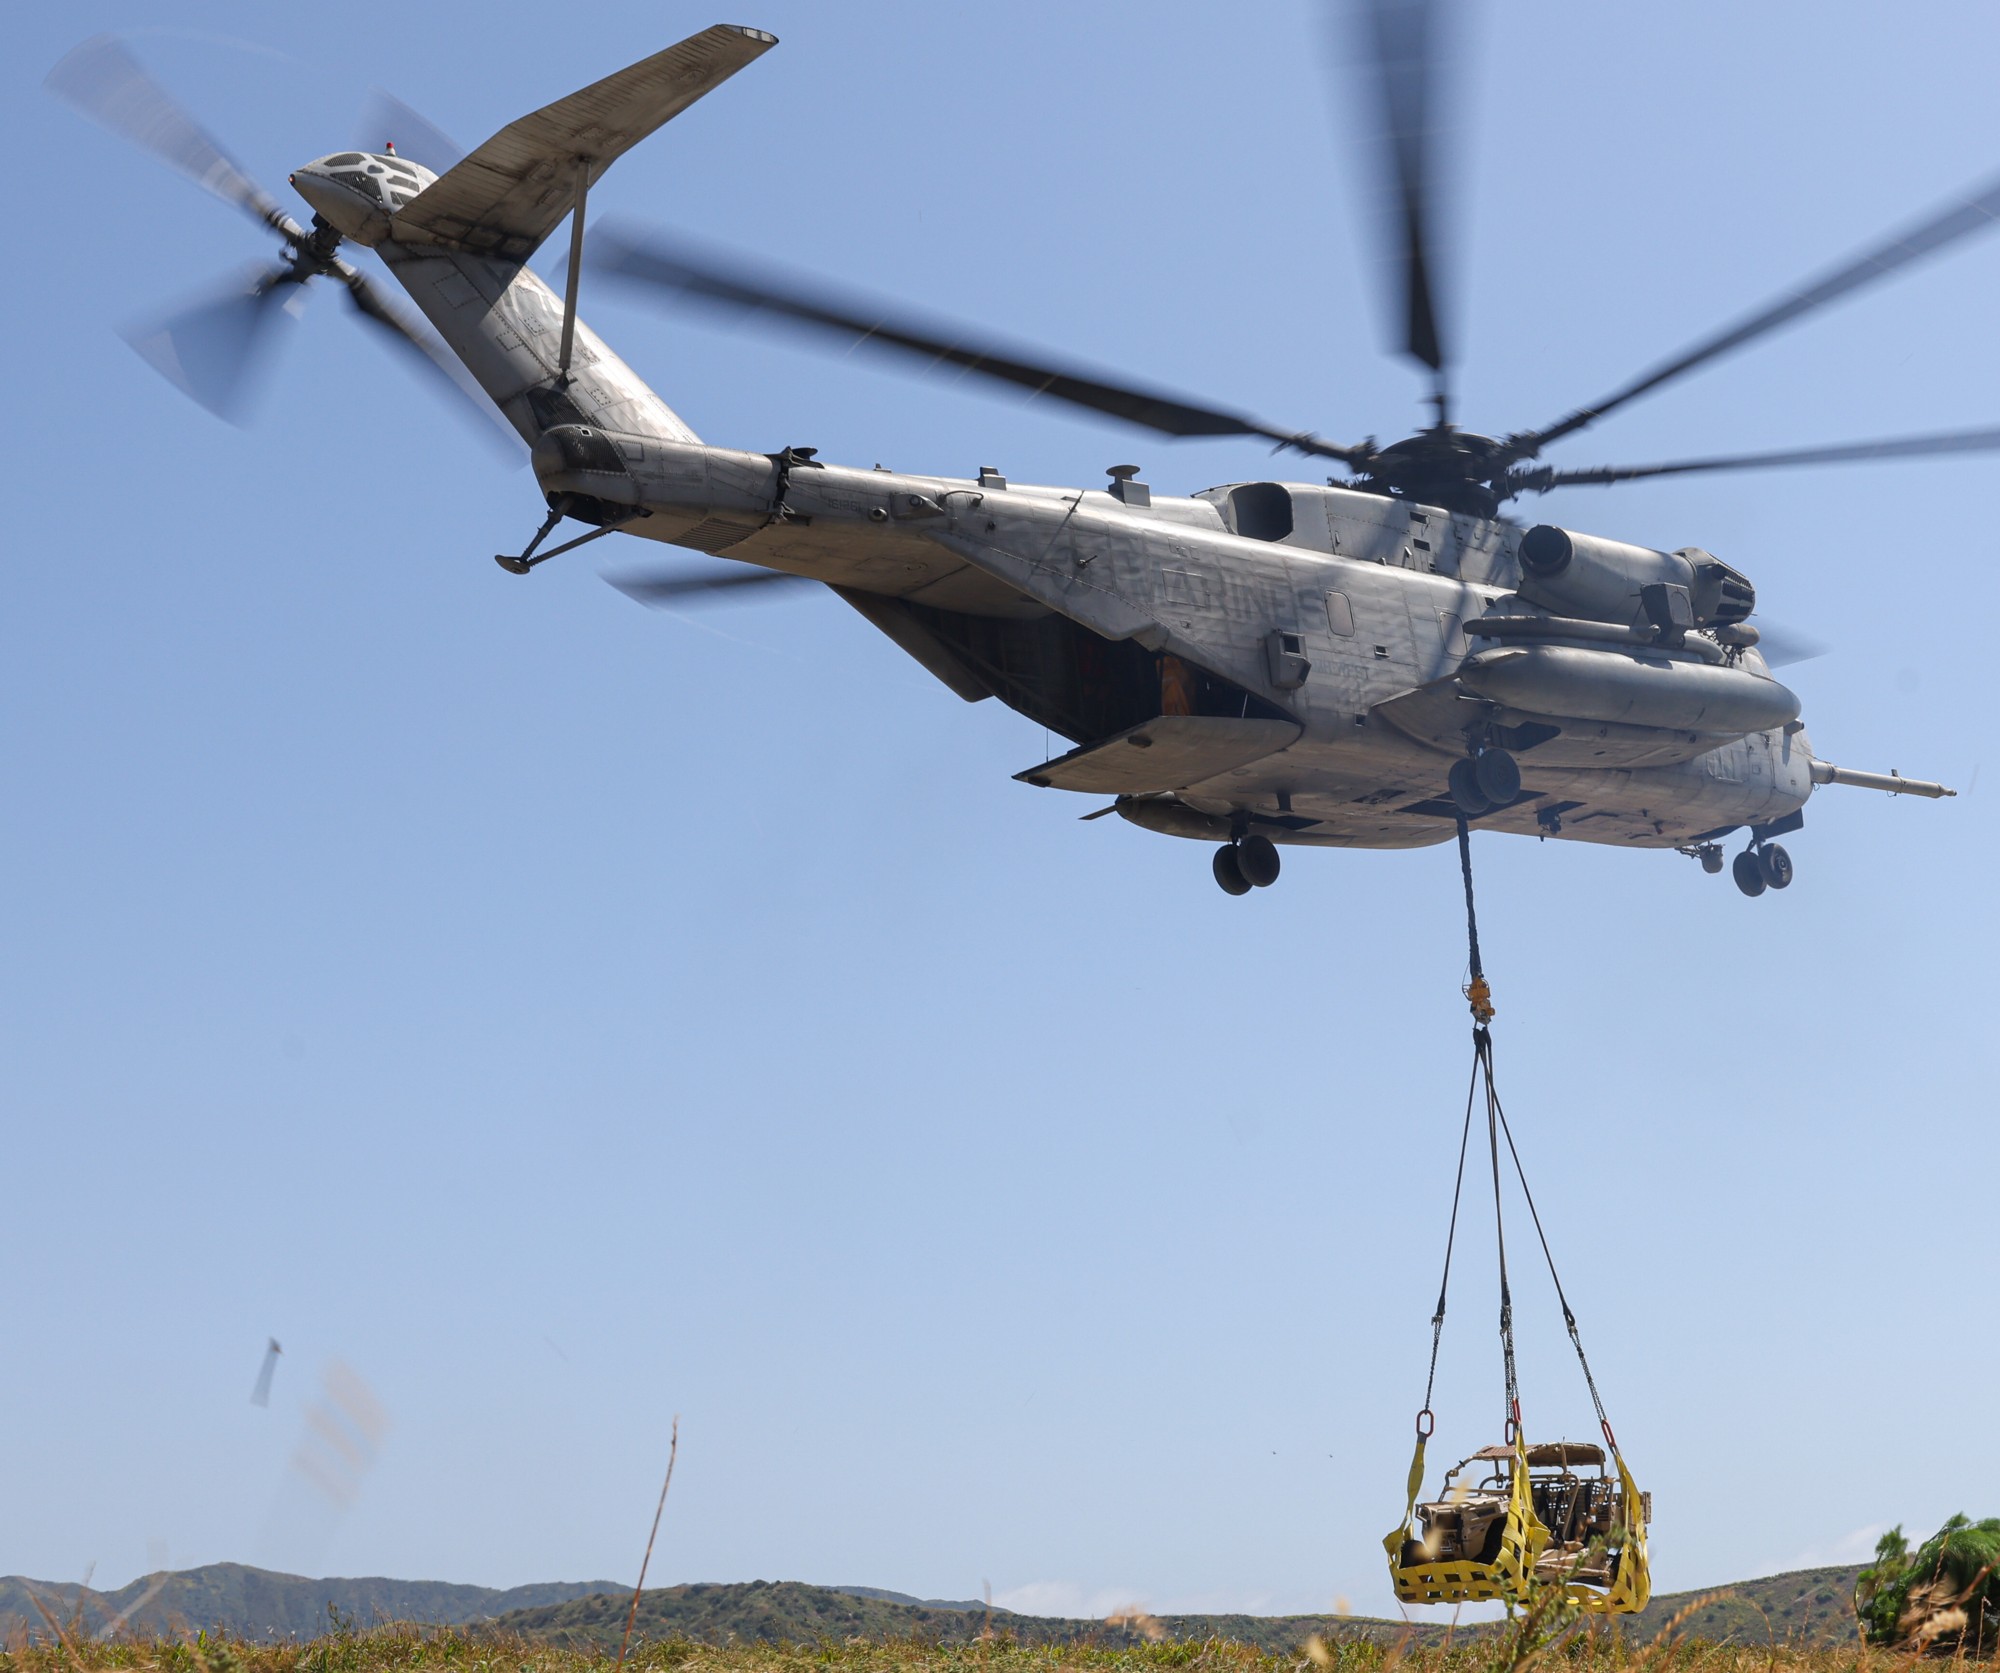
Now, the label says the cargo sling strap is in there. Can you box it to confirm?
[1383,818,1648,1613]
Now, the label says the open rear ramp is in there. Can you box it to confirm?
[395,25,776,260]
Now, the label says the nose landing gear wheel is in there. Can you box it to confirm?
[1236,833,1281,888]
[1700,846,1725,875]
[1759,843,1794,889]
[1448,757,1492,816]
[1213,843,1252,895]
[1732,849,1768,897]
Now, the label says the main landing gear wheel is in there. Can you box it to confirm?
[1448,757,1491,817]
[1759,843,1794,889]
[1212,844,1253,895]
[1236,833,1281,888]
[1474,747,1521,805]
[1732,849,1767,897]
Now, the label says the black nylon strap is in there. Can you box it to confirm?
[1491,1074,1612,1435]
[1421,1050,1481,1414]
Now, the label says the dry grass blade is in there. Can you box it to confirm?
[615,1415,680,1673]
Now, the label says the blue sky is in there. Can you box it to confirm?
[3,0,1995,1621]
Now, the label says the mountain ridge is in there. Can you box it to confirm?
[0,1561,1866,1649]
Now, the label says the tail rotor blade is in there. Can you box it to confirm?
[45,35,297,238]
[120,264,300,422]
[354,89,464,174]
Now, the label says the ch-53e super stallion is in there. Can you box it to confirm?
[51,10,1977,898]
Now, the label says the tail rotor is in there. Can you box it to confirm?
[47,34,516,449]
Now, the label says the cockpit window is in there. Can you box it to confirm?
[336,169,384,203]
[322,152,365,167]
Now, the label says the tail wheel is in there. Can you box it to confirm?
[1732,850,1768,897]
[1759,843,1794,889]
[1212,844,1252,896]
[1236,833,1282,887]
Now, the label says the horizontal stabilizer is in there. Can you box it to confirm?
[394,25,776,260]
[1016,716,1299,795]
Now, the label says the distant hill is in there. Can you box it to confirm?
[0,1561,1867,1650]
[489,1580,1415,1653]
[496,1569,1871,1655]
[0,1563,622,1642]
[1626,1566,1864,1647]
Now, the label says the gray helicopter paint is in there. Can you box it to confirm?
[280,31,1845,860]
[508,422,1814,851]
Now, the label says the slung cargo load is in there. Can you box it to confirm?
[1385,824,1649,1614]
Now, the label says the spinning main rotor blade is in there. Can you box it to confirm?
[1512,422,2000,491]
[1753,621,1830,670]
[1514,169,2000,458]
[353,89,463,173]
[607,565,816,608]
[121,264,301,421]
[45,35,298,239]
[589,222,1361,463]
[1348,0,1456,391]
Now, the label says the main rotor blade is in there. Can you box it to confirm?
[1347,0,1456,391]
[600,564,812,612]
[607,566,817,608]
[1509,422,2000,492]
[589,221,1361,463]
[121,264,301,422]
[45,35,297,239]
[354,89,463,174]
[335,263,524,458]
[1753,620,1831,669]
[1515,169,2000,457]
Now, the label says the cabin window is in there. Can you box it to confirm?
[1230,482,1293,542]
[1438,611,1468,658]
[1326,591,1355,636]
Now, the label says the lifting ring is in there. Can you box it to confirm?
[1416,1407,1435,1438]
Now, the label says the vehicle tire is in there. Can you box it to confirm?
[1213,844,1252,896]
[1448,757,1492,816]
[1732,849,1767,897]
[1237,833,1281,887]
[1701,847,1725,875]
[1759,843,1794,889]
[1474,748,1521,805]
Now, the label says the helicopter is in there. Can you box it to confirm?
[48,10,1977,900]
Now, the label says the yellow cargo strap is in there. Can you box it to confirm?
[1562,1448,1652,1614]
[1383,1432,1549,1606]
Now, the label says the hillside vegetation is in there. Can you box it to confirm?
[494,1572,1867,1655]
[1,1566,1870,1653]
[0,1566,620,1643]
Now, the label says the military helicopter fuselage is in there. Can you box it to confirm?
[57,20,1964,896]
[288,133,1943,887]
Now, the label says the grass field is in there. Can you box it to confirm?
[0,1617,1918,1673]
